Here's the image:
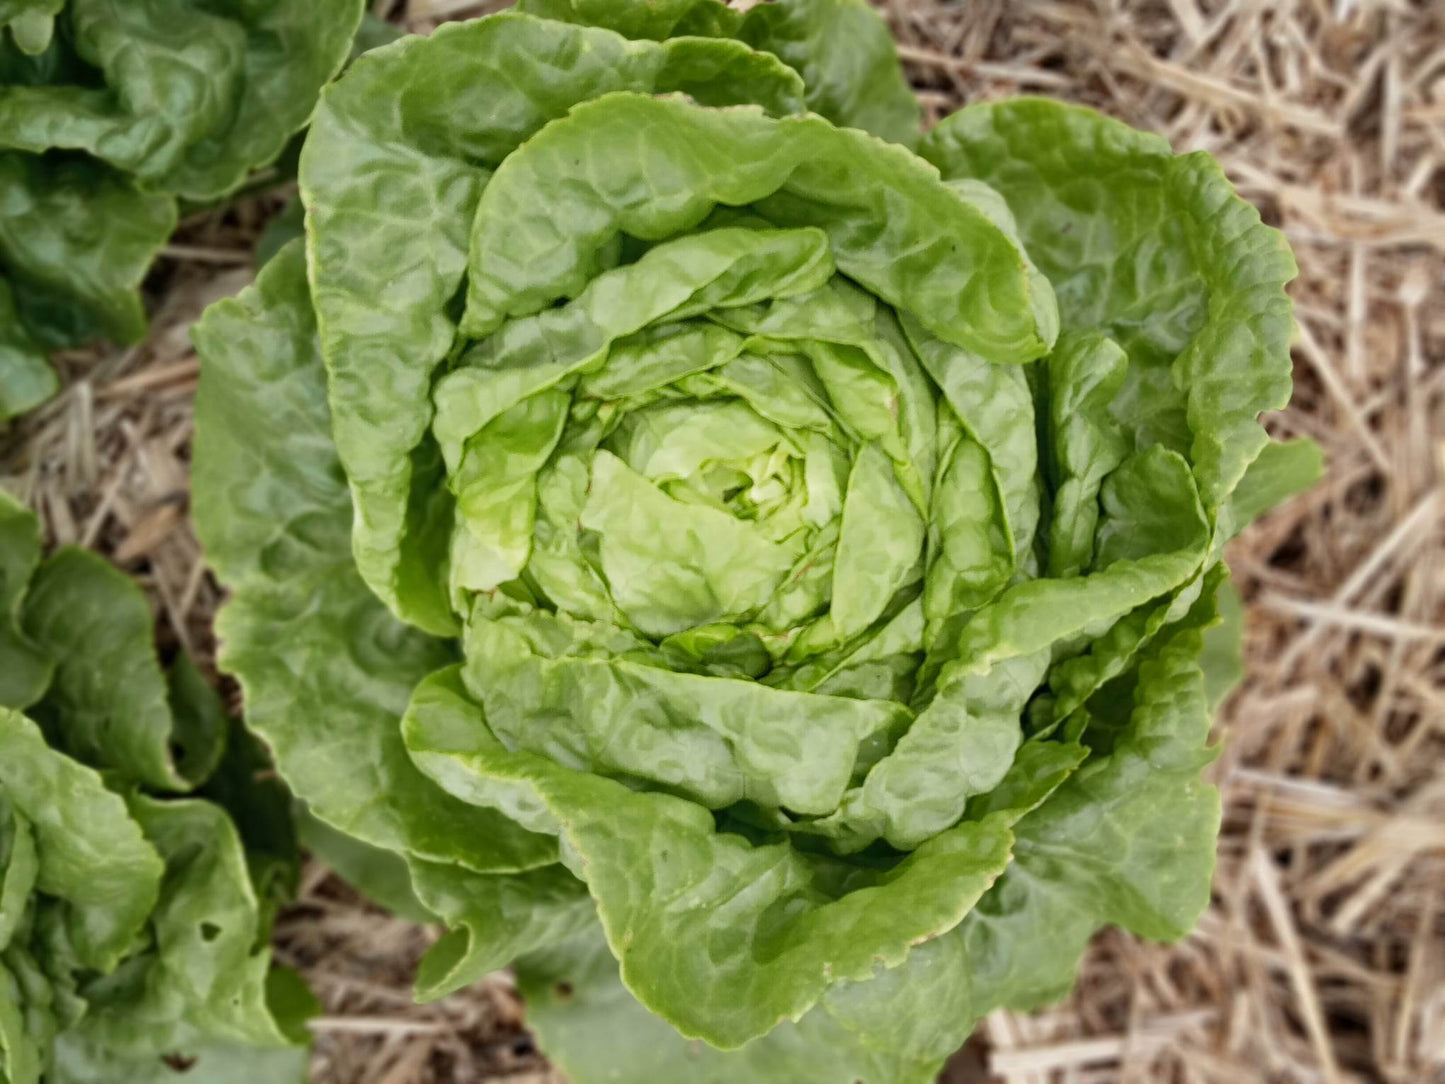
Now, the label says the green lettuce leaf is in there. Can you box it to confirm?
[922,97,1298,514]
[403,666,1015,1048]
[0,490,51,708]
[0,279,55,423]
[19,547,224,790]
[190,240,557,876]
[0,158,170,349]
[0,710,162,974]
[0,0,362,200]
[516,0,920,145]
[299,12,811,633]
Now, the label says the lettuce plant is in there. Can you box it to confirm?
[0,493,313,1083]
[191,1,1322,1078]
[0,0,364,422]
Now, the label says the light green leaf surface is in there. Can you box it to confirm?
[515,586,1219,1083]
[462,94,1048,357]
[1201,575,1245,710]
[517,922,947,1084]
[516,0,919,144]
[2,435,313,1082]
[63,796,295,1059]
[1044,330,1129,578]
[463,608,911,816]
[737,0,920,145]
[408,856,594,1003]
[48,1035,311,1084]
[942,593,1223,1023]
[0,545,312,1081]
[1219,436,1324,540]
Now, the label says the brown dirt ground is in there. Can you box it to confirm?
[1,1,1440,1082]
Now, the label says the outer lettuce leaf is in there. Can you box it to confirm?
[19,547,223,791]
[0,0,362,423]
[0,149,173,350]
[402,667,1015,1049]
[806,446,1208,850]
[517,923,947,1084]
[462,604,911,815]
[0,150,173,421]
[1201,576,1245,710]
[0,0,362,200]
[0,710,161,974]
[922,97,1298,513]
[941,586,1222,1021]
[461,94,1048,357]
[0,278,55,423]
[190,240,557,876]
[0,490,50,708]
[48,1038,311,1084]
[516,0,921,145]
[52,796,299,1063]
[1220,436,1324,539]
[512,587,1222,1083]
[0,497,313,1082]
[736,0,920,146]
[406,854,593,1004]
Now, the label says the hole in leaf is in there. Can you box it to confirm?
[199,922,221,943]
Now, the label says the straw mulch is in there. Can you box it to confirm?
[0,1,1440,1082]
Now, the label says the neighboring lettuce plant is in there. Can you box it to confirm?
[191,1,1323,1079]
[0,492,314,1083]
[0,0,364,422]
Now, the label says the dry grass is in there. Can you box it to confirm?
[1,1,1440,1082]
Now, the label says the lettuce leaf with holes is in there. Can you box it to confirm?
[0,492,314,1083]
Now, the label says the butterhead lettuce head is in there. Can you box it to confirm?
[191,1,1322,1079]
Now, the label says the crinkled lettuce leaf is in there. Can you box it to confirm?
[516,0,920,145]
[0,0,362,200]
